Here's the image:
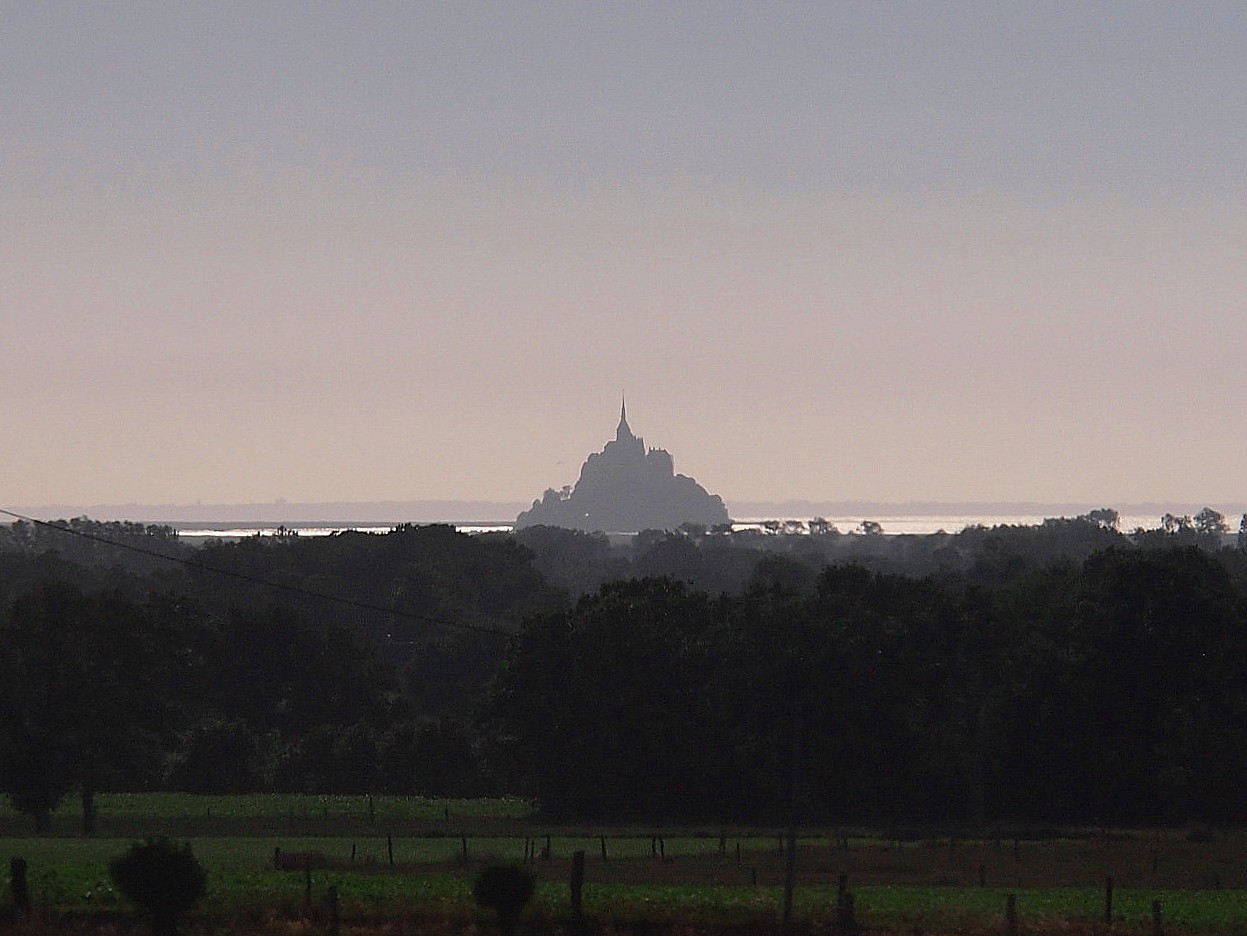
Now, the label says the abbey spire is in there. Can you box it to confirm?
[616,393,633,442]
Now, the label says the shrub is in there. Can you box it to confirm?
[109,837,207,935]
[472,863,536,936]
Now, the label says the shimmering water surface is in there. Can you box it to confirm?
[176,513,1165,540]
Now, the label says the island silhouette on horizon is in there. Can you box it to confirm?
[515,399,730,533]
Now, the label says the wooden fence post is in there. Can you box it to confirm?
[837,890,856,936]
[387,834,394,866]
[570,850,586,921]
[8,857,30,919]
[1105,876,1114,925]
[600,835,608,861]
[461,836,469,864]
[327,885,340,936]
[1151,899,1163,936]
[1005,894,1017,936]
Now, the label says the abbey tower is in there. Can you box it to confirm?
[515,399,730,533]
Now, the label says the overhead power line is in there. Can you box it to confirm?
[0,508,512,639]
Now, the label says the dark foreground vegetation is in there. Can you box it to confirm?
[3,509,1247,836]
[3,798,1247,935]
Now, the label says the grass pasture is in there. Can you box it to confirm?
[0,792,533,837]
[3,796,1247,933]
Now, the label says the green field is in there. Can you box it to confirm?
[85,792,532,821]
[0,792,531,835]
[4,795,1247,933]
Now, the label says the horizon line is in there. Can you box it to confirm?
[9,497,1245,525]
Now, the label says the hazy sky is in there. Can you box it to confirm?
[4,2,1247,510]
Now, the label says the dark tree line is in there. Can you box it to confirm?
[0,523,561,831]
[488,547,1247,826]
[3,515,1247,830]
[514,509,1240,598]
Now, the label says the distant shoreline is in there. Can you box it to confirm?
[11,499,1243,527]
[12,500,530,525]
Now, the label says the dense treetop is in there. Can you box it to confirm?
[2,509,1246,827]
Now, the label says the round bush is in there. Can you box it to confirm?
[472,863,536,933]
[109,837,207,933]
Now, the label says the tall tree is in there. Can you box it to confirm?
[487,578,720,819]
[0,583,191,834]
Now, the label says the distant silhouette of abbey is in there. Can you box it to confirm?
[515,400,730,533]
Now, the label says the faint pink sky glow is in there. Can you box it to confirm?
[3,3,1246,511]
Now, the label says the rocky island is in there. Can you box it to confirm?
[515,401,730,533]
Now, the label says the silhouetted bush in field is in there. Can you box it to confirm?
[109,837,207,935]
[473,863,535,936]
